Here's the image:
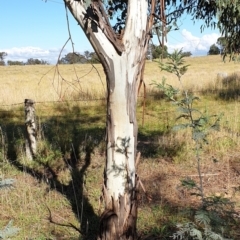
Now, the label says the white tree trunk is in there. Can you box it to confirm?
[64,0,150,238]
[100,55,140,239]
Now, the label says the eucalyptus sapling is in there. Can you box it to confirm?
[152,50,238,239]
[152,49,222,204]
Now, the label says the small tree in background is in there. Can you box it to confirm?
[86,52,100,64]
[83,50,91,60]
[0,52,7,66]
[152,44,168,59]
[182,51,192,57]
[208,44,220,55]
[25,58,49,65]
[58,52,87,64]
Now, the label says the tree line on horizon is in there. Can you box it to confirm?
[0,50,99,66]
[0,42,224,67]
[0,46,190,66]
[0,50,100,66]
[0,52,49,66]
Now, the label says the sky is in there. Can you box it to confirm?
[1,0,221,64]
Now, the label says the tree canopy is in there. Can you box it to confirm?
[58,51,100,64]
[103,0,216,41]
[208,44,220,55]
[101,0,240,57]
[0,52,7,66]
[216,1,240,55]
[25,58,49,65]
[0,52,7,61]
[151,44,168,59]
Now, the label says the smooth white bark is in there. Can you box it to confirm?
[64,0,148,201]
[106,55,136,199]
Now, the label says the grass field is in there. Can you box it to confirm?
[0,55,238,105]
[1,55,240,239]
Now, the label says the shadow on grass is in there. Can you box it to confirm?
[138,129,185,159]
[0,101,187,239]
[200,72,240,101]
[137,171,185,239]
[217,73,240,101]
[0,103,106,240]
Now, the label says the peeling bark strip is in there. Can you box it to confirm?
[24,99,37,160]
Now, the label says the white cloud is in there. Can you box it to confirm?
[1,30,220,64]
[167,29,220,55]
[1,46,69,64]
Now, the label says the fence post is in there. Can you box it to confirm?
[24,99,37,160]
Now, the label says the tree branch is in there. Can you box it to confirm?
[46,205,83,234]
[91,1,125,54]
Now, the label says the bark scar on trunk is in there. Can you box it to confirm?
[99,209,119,239]
[98,194,138,240]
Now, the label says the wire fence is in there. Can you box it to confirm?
[0,90,238,143]
[0,93,240,122]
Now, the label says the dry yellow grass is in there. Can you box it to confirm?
[0,55,239,105]
[146,55,239,91]
[0,64,106,105]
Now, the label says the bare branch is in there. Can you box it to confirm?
[46,205,83,234]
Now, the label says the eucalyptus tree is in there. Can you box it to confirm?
[64,1,154,239]
[63,0,240,239]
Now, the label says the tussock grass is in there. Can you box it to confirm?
[1,55,240,238]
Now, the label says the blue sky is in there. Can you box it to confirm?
[1,0,220,64]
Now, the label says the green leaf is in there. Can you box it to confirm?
[189,228,202,240]
[181,178,197,189]
[204,228,223,240]
[0,220,20,239]
[172,124,191,131]
[195,210,211,226]
[177,106,190,114]
[192,131,207,142]
[0,179,15,189]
